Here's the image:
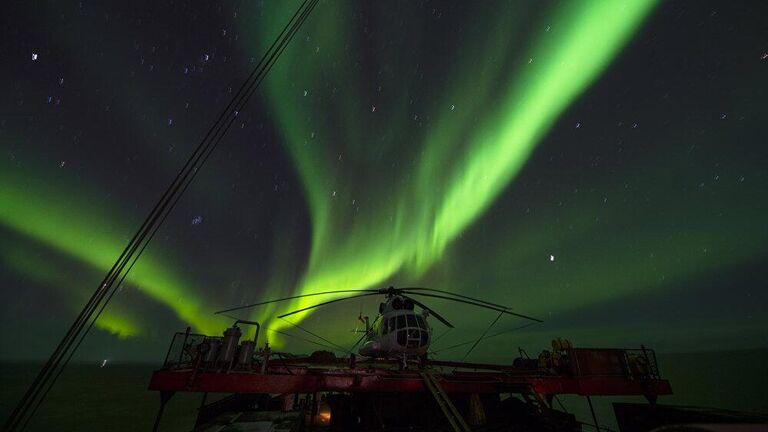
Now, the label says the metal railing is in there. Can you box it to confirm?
[624,346,660,380]
[567,347,661,380]
[162,327,207,368]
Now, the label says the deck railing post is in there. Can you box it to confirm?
[152,391,175,432]
[586,395,601,432]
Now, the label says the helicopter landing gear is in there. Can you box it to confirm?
[397,354,428,370]
[399,354,408,370]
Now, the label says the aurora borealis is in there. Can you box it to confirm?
[1,0,767,362]
[248,0,661,334]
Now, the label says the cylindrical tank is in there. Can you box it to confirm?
[237,340,255,366]
[202,338,222,363]
[218,326,242,364]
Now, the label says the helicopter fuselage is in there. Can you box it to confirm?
[358,295,431,358]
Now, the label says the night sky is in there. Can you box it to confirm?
[1,0,766,363]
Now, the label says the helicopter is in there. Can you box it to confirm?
[215,286,542,364]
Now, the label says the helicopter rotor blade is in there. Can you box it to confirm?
[277,292,382,319]
[399,287,510,310]
[401,294,454,328]
[431,322,540,354]
[214,289,378,315]
[405,292,543,323]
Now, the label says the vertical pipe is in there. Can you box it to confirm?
[151,402,165,432]
[194,392,209,427]
[152,391,174,432]
[308,393,315,426]
[586,396,600,432]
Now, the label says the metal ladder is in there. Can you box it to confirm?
[419,372,472,432]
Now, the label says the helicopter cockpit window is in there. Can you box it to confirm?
[396,315,406,330]
[389,317,395,333]
[397,329,406,346]
[416,315,426,329]
[382,318,388,334]
[420,329,428,345]
[406,314,417,328]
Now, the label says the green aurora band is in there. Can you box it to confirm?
[251,0,658,333]
[0,162,228,336]
[0,240,140,339]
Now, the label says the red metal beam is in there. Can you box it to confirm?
[148,368,671,397]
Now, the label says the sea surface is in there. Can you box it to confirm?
[1,350,766,431]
